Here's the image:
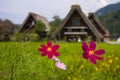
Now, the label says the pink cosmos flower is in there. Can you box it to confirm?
[55,61,66,70]
[82,41,105,64]
[38,41,60,59]
[52,56,60,62]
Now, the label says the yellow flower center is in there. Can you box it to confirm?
[89,51,94,55]
[47,47,51,51]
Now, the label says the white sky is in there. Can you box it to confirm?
[0,0,120,24]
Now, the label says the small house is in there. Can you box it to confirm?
[18,12,50,39]
[51,5,109,42]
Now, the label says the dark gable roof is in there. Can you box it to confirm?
[51,5,103,41]
[19,12,50,32]
[88,13,109,37]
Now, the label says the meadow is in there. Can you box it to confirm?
[0,42,120,80]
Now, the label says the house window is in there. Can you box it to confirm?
[32,21,35,26]
[71,17,80,26]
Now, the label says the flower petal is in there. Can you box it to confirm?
[40,44,46,48]
[55,62,66,70]
[52,57,60,62]
[82,42,89,52]
[52,45,59,51]
[48,52,53,59]
[54,52,60,56]
[90,41,96,50]
[94,49,105,55]
[82,53,89,59]
[38,48,45,52]
[95,55,104,60]
[89,56,96,64]
[41,52,47,56]
[47,41,52,47]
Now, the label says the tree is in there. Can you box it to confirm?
[52,15,62,26]
[34,21,46,33]
[99,9,120,35]
[50,15,62,33]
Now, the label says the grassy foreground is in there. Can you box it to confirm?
[0,42,120,80]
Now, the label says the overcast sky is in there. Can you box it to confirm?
[0,0,120,24]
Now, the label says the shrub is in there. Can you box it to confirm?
[34,21,46,33]
[11,33,39,42]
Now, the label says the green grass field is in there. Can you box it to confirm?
[0,42,120,80]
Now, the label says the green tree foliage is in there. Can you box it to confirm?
[50,15,62,33]
[11,33,39,42]
[99,10,120,35]
[14,24,21,32]
[34,21,46,33]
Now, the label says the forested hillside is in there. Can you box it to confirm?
[98,10,120,35]
[95,2,120,16]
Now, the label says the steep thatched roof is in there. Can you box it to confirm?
[88,13,109,37]
[18,12,50,32]
[0,20,15,33]
[51,5,103,41]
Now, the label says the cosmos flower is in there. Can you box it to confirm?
[82,41,105,64]
[52,56,60,62]
[38,41,60,59]
[55,61,66,70]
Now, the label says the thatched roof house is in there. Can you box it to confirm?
[0,20,15,41]
[88,13,109,41]
[51,5,109,42]
[18,12,50,38]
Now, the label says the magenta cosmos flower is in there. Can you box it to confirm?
[38,41,60,59]
[82,41,105,64]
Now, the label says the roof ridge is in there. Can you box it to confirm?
[29,12,47,20]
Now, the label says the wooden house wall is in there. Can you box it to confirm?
[60,10,96,41]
